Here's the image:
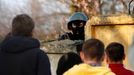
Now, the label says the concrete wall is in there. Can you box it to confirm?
[41,40,83,75]
[85,15,134,70]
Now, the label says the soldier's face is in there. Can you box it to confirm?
[71,21,86,35]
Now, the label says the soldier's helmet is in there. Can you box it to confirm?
[67,12,88,30]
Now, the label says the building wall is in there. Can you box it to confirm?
[85,15,134,70]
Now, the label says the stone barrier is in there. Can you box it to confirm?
[41,40,83,75]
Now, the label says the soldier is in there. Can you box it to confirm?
[58,12,88,40]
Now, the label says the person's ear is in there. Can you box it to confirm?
[80,52,85,62]
[104,52,108,63]
[100,52,105,62]
[32,28,36,37]
[123,53,125,60]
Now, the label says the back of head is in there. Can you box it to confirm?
[12,14,34,37]
[56,52,82,75]
[82,39,104,61]
[106,42,125,62]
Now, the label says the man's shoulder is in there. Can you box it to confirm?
[109,64,134,75]
[63,63,115,75]
[63,64,89,75]
[30,48,48,59]
[124,68,134,75]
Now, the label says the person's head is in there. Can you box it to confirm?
[105,42,125,63]
[12,14,34,37]
[67,12,88,35]
[80,38,105,63]
[56,52,82,75]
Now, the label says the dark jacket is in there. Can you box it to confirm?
[0,36,51,75]
[58,32,84,40]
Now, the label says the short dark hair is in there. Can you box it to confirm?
[82,39,104,61]
[12,14,34,37]
[56,52,82,75]
[105,42,125,62]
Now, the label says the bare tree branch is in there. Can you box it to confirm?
[129,0,134,14]
[111,0,116,14]
[133,6,134,14]
[120,0,128,13]
[98,0,102,15]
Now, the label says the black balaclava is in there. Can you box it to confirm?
[68,20,86,40]
[67,12,88,40]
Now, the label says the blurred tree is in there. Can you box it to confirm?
[70,0,99,17]
[69,0,131,17]
[129,0,134,14]
[120,0,128,13]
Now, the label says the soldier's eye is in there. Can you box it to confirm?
[79,22,84,27]
[72,23,77,28]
